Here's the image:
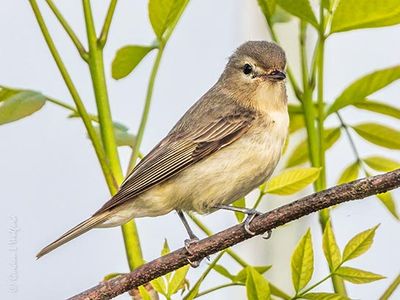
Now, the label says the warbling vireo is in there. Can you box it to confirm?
[37,41,289,263]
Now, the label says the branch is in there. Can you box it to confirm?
[69,169,400,300]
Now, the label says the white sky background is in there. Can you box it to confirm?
[0,1,399,299]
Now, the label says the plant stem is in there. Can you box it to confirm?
[379,273,400,300]
[82,0,143,270]
[188,214,247,267]
[99,0,118,48]
[252,191,266,210]
[127,44,164,173]
[299,23,319,169]
[46,96,78,112]
[29,0,117,190]
[336,112,367,172]
[45,0,89,62]
[196,282,243,298]
[184,251,225,299]
[82,0,122,182]
[295,274,332,298]
[126,0,189,173]
[316,4,347,295]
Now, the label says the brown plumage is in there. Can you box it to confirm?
[37,41,288,259]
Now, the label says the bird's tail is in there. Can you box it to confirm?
[36,211,112,259]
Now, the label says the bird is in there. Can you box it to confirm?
[36,41,289,264]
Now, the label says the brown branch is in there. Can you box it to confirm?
[70,169,400,300]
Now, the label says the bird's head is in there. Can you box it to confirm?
[219,41,287,111]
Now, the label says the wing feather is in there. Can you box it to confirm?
[94,113,255,215]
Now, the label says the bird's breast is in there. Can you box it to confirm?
[172,109,289,213]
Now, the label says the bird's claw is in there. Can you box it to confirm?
[242,209,272,239]
[184,238,208,267]
[243,209,262,235]
[262,229,272,239]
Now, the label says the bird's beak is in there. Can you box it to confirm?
[266,70,286,81]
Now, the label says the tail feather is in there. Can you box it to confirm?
[36,212,111,259]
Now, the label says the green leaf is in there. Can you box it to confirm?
[213,264,235,280]
[336,266,385,284]
[354,100,400,120]
[151,277,167,296]
[291,229,314,292]
[266,167,321,195]
[234,265,272,283]
[277,0,318,28]
[289,113,305,134]
[148,0,187,38]
[331,0,400,33]
[302,292,350,299]
[352,123,400,150]
[161,238,170,256]
[112,45,155,79]
[327,65,400,115]
[321,0,333,12]
[138,285,152,300]
[271,6,293,23]
[287,128,341,167]
[0,91,46,125]
[323,220,342,270]
[168,265,190,295]
[377,192,399,220]
[342,225,379,262]
[0,86,20,101]
[233,197,246,222]
[257,0,276,18]
[337,162,359,184]
[363,156,400,172]
[161,239,172,281]
[93,126,135,148]
[246,266,271,300]
[68,112,129,132]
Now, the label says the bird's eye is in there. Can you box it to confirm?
[243,63,253,75]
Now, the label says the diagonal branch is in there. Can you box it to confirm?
[69,169,400,300]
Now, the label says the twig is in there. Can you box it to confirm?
[69,169,400,300]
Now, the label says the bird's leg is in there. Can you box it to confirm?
[214,205,272,238]
[177,210,202,267]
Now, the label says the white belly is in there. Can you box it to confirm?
[101,111,288,225]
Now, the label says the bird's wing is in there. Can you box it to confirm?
[94,112,255,215]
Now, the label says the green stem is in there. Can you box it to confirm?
[188,214,247,267]
[126,0,189,173]
[336,112,368,173]
[252,191,266,210]
[45,0,89,62]
[127,45,164,173]
[379,273,400,300]
[316,4,346,295]
[29,0,117,191]
[299,24,319,169]
[121,220,144,269]
[184,251,225,300]
[196,282,244,298]
[98,0,118,48]
[82,0,122,182]
[295,274,333,298]
[46,96,77,112]
[82,0,143,270]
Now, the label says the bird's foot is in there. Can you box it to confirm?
[184,238,201,268]
[243,209,262,235]
[242,209,272,239]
